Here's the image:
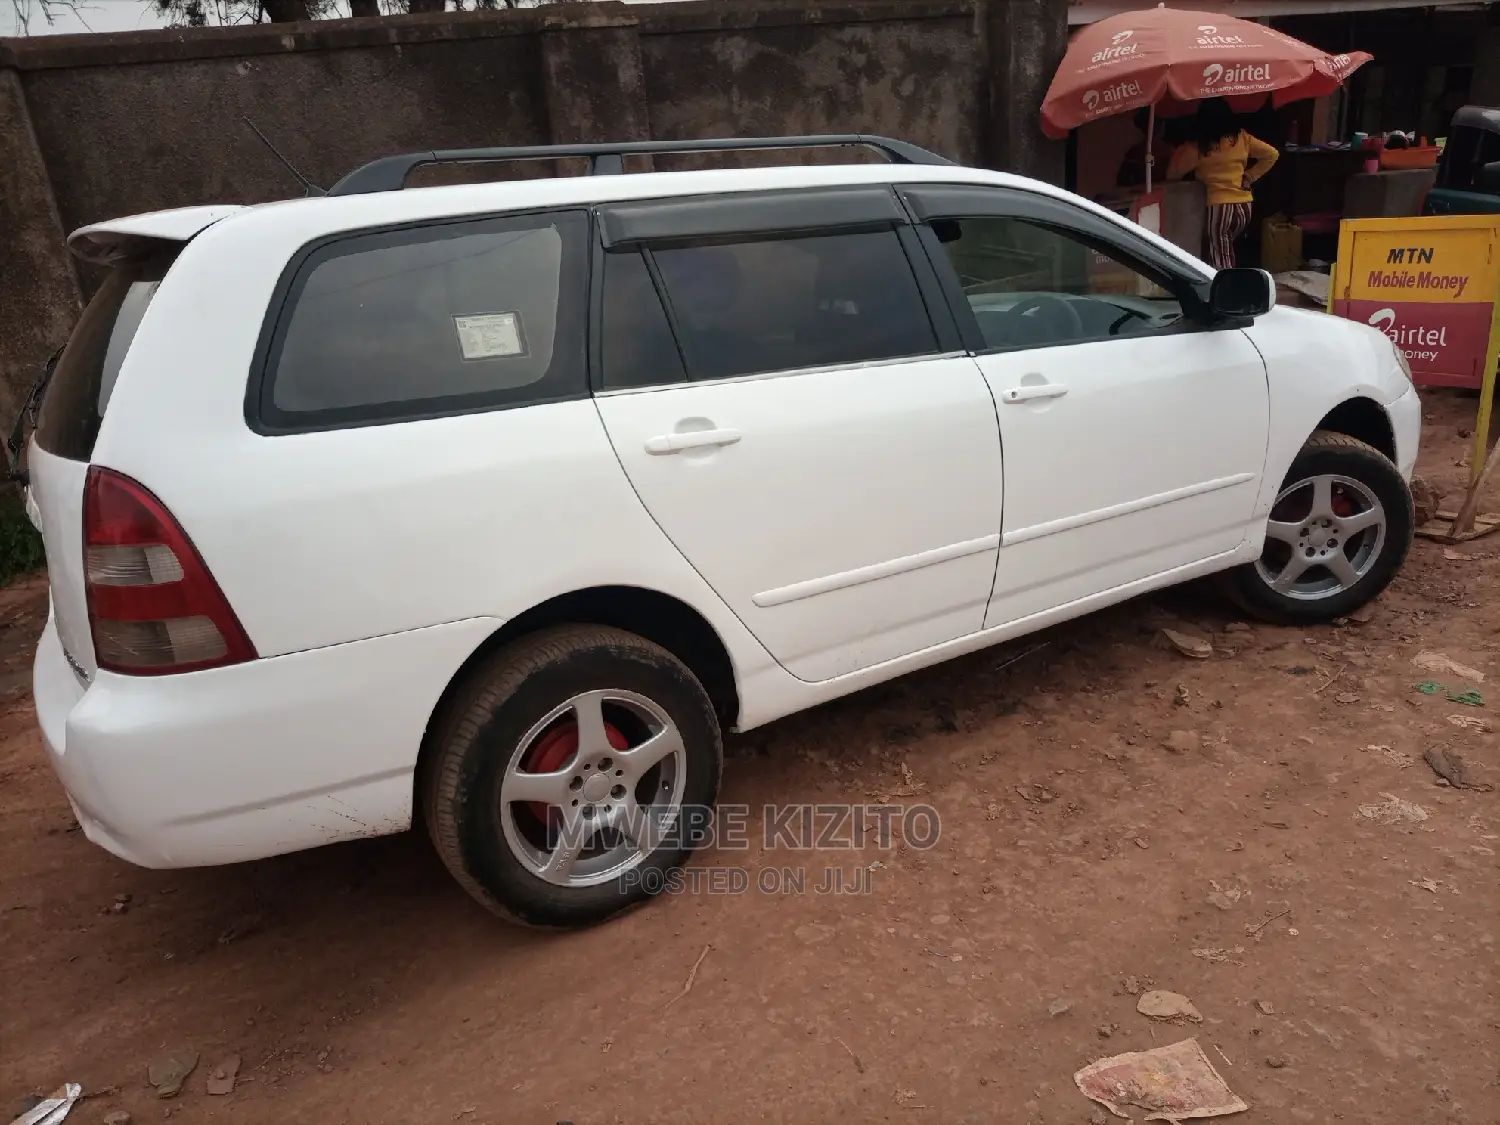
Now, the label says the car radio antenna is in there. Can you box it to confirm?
[243,117,327,198]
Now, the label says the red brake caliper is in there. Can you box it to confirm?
[520,719,630,828]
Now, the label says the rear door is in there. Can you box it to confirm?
[28,246,180,677]
[590,188,1005,683]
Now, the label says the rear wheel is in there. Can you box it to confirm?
[423,625,722,928]
[1225,431,1413,624]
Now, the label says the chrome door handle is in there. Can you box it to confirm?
[1002,384,1068,404]
[644,428,743,455]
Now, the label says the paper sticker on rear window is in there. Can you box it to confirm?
[453,313,527,361]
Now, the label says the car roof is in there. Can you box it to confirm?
[258,161,1042,227]
[71,161,1210,280]
[74,163,1028,246]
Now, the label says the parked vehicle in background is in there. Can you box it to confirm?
[19,135,1420,928]
[1423,106,1500,215]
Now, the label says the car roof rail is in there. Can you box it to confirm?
[326,134,954,196]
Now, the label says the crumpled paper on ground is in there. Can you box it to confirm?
[1074,1038,1247,1122]
[8,1084,82,1125]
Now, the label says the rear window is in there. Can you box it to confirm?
[34,248,178,461]
[256,210,589,431]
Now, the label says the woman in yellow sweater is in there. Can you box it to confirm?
[1166,98,1280,270]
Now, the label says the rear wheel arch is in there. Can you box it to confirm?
[418,586,740,782]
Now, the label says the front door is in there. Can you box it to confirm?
[590,204,1004,683]
[905,187,1269,628]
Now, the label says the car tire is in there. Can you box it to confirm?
[422,624,722,928]
[1224,430,1413,625]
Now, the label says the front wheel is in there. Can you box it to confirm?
[422,625,723,928]
[1224,431,1414,625]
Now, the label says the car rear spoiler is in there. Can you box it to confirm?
[66,204,244,265]
[5,205,250,482]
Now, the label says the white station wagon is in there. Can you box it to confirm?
[19,135,1419,927]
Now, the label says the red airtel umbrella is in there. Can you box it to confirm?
[1041,6,1372,181]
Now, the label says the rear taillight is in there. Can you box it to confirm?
[83,467,256,675]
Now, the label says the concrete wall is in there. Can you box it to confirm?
[0,0,1067,423]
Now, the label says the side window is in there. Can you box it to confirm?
[647,229,938,381]
[259,210,588,429]
[1478,131,1500,188]
[1439,127,1500,191]
[927,215,1185,351]
[600,249,687,391]
[1439,127,1482,189]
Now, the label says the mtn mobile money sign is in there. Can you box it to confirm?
[1330,216,1500,389]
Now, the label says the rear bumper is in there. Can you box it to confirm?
[34,613,497,868]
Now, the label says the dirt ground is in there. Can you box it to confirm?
[2,390,1497,1125]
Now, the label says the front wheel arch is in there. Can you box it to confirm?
[1225,430,1414,624]
[1314,397,1397,464]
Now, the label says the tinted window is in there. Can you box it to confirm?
[35,249,177,461]
[649,230,938,381]
[260,211,588,429]
[929,216,1184,351]
[1437,126,1500,191]
[600,249,686,390]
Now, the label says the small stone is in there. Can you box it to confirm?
[206,1053,240,1095]
[1047,998,1073,1017]
[1163,628,1213,659]
[929,913,951,925]
[1223,622,1253,634]
[1410,475,1442,526]
[149,1048,198,1099]
[1137,990,1202,1022]
[103,1113,132,1125]
[1255,999,1275,1015]
[1097,1024,1113,1039]
[1122,976,1141,995]
[1164,730,1200,754]
[1266,1055,1288,1069]
[1089,1111,1110,1125]
[1207,891,1235,911]
[115,893,132,905]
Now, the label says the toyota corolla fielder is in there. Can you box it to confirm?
[18,134,1419,927]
